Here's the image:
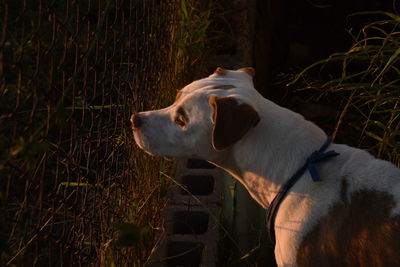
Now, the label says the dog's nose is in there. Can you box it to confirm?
[130,114,142,129]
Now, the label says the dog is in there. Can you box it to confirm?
[131,67,400,267]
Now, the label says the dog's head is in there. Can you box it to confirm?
[130,67,261,160]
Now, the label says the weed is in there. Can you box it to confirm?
[289,11,400,166]
[0,0,221,265]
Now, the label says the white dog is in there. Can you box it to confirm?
[131,67,400,267]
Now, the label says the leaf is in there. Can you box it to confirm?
[9,137,24,156]
[349,11,400,23]
[113,223,149,247]
[113,222,140,234]
[56,182,101,194]
[180,0,188,18]
[115,233,140,247]
[373,47,400,84]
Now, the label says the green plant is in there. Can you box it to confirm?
[0,0,229,265]
[289,11,400,166]
[173,0,233,83]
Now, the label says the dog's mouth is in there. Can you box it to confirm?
[132,130,145,149]
[132,131,171,160]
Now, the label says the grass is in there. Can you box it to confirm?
[102,0,228,266]
[288,11,400,167]
[173,0,232,83]
[0,0,225,266]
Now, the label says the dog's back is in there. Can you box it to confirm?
[296,147,400,267]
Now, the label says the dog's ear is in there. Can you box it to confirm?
[214,67,228,75]
[209,96,260,151]
[236,67,255,78]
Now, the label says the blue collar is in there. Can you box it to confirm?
[266,137,339,244]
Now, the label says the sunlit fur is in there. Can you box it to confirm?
[131,68,400,266]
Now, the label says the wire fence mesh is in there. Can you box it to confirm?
[0,0,180,265]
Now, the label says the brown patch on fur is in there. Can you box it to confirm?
[236,67,255,77]
[297,178,400,267]
[214,67,228,75]
[209,96,260,151]
[213,84,235,90]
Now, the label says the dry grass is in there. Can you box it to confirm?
[0,0,223,266]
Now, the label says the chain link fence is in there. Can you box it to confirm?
[0,0,181,265]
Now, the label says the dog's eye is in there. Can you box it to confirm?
[175,107,187,128]
[174,115,186,127]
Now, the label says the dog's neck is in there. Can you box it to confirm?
[211,99,327,208]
